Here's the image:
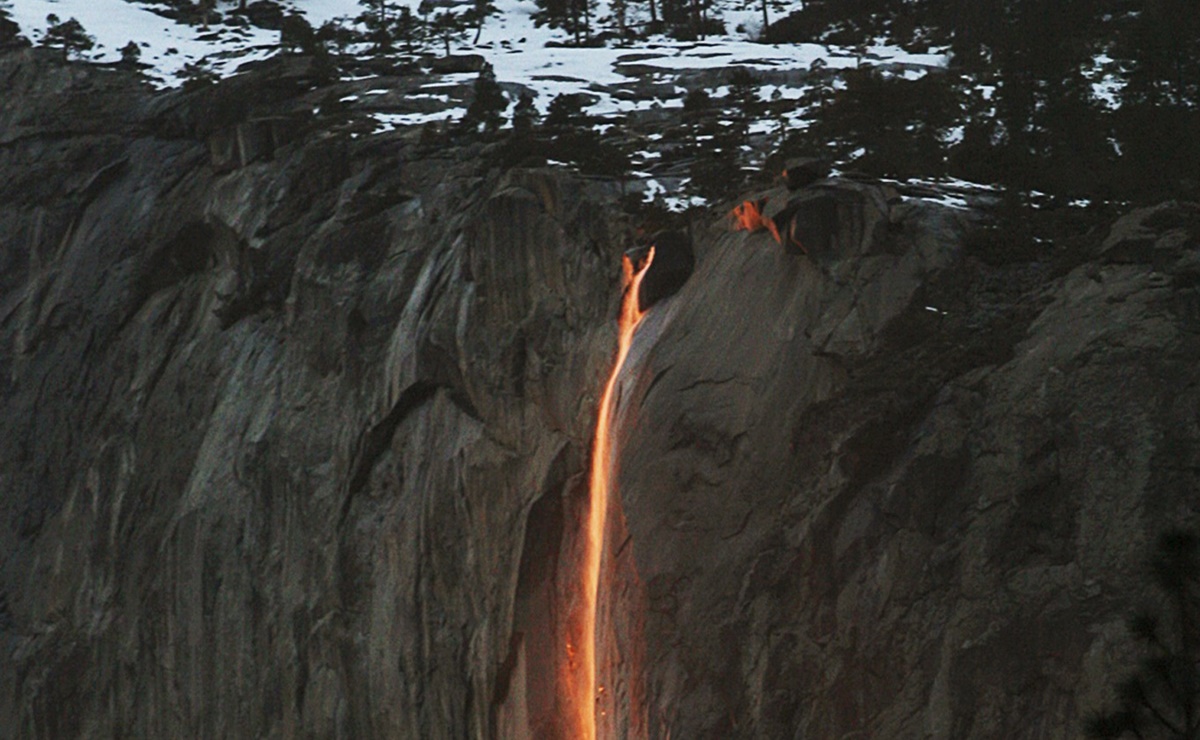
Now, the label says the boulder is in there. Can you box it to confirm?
[427,53,487,75]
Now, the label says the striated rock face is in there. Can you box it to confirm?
[3,47,1200,739]
[0,48,624,739]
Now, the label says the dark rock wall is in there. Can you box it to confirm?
[4,47,1200,739]
[0,49,623,739]
[616,197,1200,737]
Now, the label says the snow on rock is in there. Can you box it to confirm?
[5,0,949,100]
[2,0,969,209]
[7,0,283,83]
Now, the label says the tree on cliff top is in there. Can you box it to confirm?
[0,4,27,48]
[1087,531,1200,739]
[393,6,425,54]
[465,0,499,44]
[0,19,23,48]
[511,91,537,136]
[358,0,397,29]
[280,13,315,52]
[42,15,94,60]
[119,41,142,67]
[459,63,508,136]
[358,0,399,52]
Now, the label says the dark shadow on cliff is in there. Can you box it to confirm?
[1087,531,1200,739]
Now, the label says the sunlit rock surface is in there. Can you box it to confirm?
[3,47,1200,739]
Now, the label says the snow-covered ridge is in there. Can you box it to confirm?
[4,0,969,211]
[3,0,948,93]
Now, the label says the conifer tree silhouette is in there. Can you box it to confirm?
[42,15,94,60]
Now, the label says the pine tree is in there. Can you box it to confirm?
[392,6,424,54]
[512,92,538,136]
[682,88,713,117]
[358,0,398,52]
[172,0,219,29]
[531,0,567,31]
[644,0,659,27]
[358,0,395,28]
[533,0,594,43]
[610,0,629,36]
[316,20,356,54]
[659,0,687,32]
[466,0,498,44]
[429,11,465,56]
[543,93,588,131]
[540,92,614,171]
[0,7,26,48]
[1114,0,1200,108]
[690,0,715,38]
[569,0,596,43]
[577,130,630,179]
[198,0,216,29]
[119,41,142,67]
[486,91,540,171]
[42,15,94,61]
[177,59,217,90]
[727,68,763,122]
[753,0,769,35]
[280,13,315,53]
[460,63,508,135]
[686,133,740,202]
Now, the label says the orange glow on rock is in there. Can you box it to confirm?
[572,247,655,740]
[730,199,781,243]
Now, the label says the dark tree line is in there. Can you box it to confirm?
[352,0,476,56]
[532,0,598,43]
[533,0,722,43]
[769,0,1200,204]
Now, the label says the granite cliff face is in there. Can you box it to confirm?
[616,195,1200,737]
[0,48,626,738]
[3,48,1200,739]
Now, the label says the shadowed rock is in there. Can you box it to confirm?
[782,157,831,190]
[626,230,694,312]
[768,183,889,261]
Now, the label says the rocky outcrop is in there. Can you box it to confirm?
[3,47,1200,739]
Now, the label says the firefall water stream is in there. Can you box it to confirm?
[570,247,656,740]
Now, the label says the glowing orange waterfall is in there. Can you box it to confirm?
[571,247,655,740]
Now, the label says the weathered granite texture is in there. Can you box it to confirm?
[614,196,1200,737]
[0,48,624,739]
[3,46,1200,739]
